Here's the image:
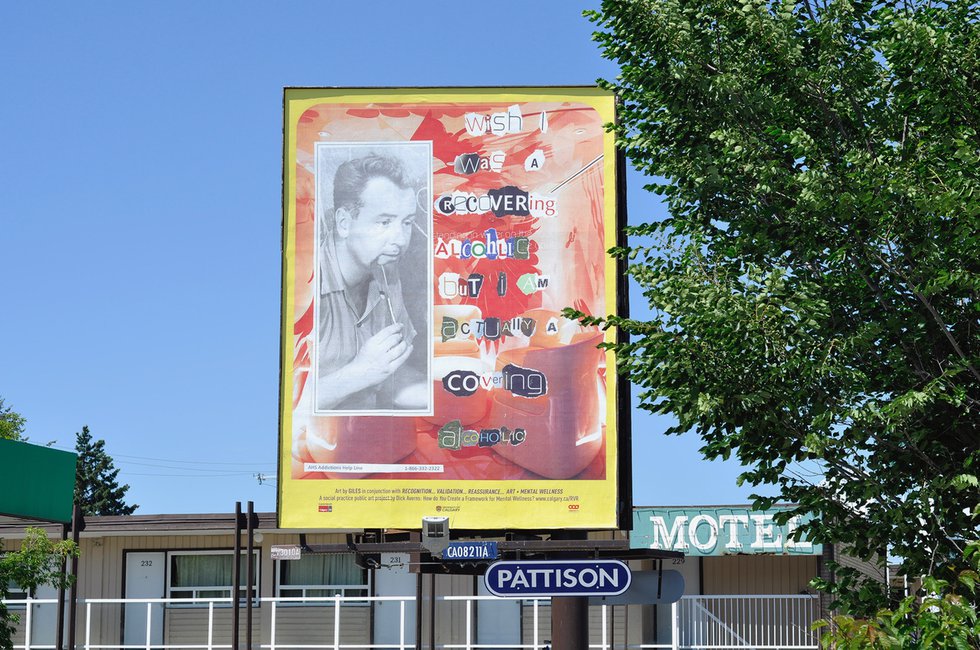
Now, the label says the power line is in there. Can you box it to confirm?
[120,471,265,478]
[50,443,276,467]
[120,459,276,471]
[113,453,276,466]
[119,467,263,476]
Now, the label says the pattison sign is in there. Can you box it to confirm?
[485,560,631,597]
[632,506,821,556]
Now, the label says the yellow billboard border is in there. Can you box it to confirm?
[278,87,622,530]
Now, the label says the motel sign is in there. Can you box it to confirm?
[632,506,822,557]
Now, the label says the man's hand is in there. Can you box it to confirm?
[351,323,414,386]
[316,323,417,411]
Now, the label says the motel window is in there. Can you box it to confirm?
[167,550,259,605]
[3,577,28,608]
[2,551,35,608]
[276,553,368,603]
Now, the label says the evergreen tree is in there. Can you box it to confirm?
[74,426,138,516]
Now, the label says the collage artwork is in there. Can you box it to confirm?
[280,88,620,529]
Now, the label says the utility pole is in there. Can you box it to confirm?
[549,530,589,648]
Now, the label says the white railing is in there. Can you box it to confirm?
[265,595,413,650]
[674,595,819,649]
[83,596,235,650]
[3,593,820,650]
[1,597,60,650]
[441,595,547,650]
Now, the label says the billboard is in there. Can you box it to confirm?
[631,506,821,556]
[0,438,77,523]
[279,87,622,530]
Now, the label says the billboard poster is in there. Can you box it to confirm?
[279,87,621,530]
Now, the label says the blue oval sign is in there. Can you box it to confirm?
[443,541,499,561]
[484,560,631,597]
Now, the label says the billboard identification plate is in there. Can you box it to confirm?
[270,545,302,561]
[442,541,499,561]
[484,559,631,597]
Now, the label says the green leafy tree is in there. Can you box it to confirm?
[583,0,979,613]
[74,426,138,516]
[0,528,78,650]
[0,398,26,441]
[817,542,980,648]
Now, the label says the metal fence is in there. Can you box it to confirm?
[1,597,59,650]
[674,595,820,649]
[3,593,820,650]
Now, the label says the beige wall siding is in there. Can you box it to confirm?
[161,604,370,647]
[77,533,241,643]
[70,531,354,645]
[835,545,886,584]
[522,602,551,644]
[76,533,352,601]
[423,573,477,646]
[7,612,27,647]
[272,605,371,647]
[163,607,237,646]
[702,555,817,594]
[519,603,629,646]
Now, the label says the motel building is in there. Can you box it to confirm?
[0,505,883,650]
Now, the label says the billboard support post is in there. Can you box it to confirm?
[552,597,589,650]
[548,529,590,646]
[614,143,633,532]
[415,570,423,650]
[429,573,436,650]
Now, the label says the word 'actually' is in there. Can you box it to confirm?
[441,316,537,342]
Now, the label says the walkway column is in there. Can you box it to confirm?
[551,596,588,649]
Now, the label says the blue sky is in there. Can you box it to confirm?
[0,1,769,515]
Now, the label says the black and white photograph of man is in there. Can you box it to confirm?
[313,142,432,414]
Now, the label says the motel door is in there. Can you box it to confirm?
[29,584,60,646]
[124,552,165,645]
[477,576,520,646]
[374,553,417,644]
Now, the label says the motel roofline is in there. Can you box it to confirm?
[0,512,360,538]
[0,503,809,539]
